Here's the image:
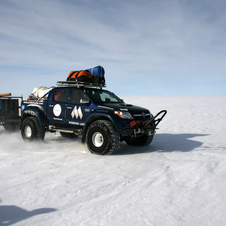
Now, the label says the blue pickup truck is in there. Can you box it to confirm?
[21,82,166,155]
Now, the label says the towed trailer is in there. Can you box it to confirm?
[0,93,23,131]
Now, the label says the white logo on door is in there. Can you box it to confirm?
[53,104,62,117]
[71,106,83,119]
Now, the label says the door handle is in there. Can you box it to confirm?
[49,105,53,107]
[67,106,72,109]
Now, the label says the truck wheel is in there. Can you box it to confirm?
[86,120,120,155]
[21,116,45,141]
[125,135,154,146]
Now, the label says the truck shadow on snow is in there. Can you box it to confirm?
[0,205,57,226]
[118,133,209,155]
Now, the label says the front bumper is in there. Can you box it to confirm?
[118,110,167,137]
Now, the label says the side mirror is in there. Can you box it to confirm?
[80,98,91,105]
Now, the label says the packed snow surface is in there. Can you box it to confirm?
[0,95,226,226]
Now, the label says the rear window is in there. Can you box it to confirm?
[53,88,69,103]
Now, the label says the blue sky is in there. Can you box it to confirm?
[0,0,226,97]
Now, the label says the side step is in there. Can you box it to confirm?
[49,125,82,136]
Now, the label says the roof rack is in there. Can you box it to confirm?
[57,81,106,89]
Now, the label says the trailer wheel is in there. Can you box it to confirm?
[21,116,45,141]
[4,122,20,132]
[125,135,154,146]
[86,120,120,155]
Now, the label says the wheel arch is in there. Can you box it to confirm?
[21,107,47,128]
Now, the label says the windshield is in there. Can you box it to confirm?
[86,89,124,104]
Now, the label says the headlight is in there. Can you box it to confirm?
[114,111,133,119]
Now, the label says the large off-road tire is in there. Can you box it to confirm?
[86,120,120,155]
[60,132,78,138]
[125,135,154,146]
[21,116,45,141]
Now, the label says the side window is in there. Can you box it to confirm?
[53,88,69,103]
[69,89,88,104]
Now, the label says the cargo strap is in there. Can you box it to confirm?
[67,70,92,81]
[67,71,80,81]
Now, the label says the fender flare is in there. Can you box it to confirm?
[21,106,47,126]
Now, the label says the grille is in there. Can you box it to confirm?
[133,113,151,120]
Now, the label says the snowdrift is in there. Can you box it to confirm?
[0,95,226,225]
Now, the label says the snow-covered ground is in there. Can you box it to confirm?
[0,95,226,226]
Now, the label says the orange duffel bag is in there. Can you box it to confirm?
[67,70,92,83]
